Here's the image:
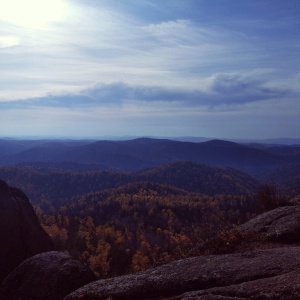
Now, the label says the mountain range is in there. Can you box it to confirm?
[1,138,300,177]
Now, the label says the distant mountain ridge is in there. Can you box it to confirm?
[1,138,300,176]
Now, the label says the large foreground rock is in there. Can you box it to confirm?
[65,246,300,300]
[239,196,300,243]
[0,179,54,283]
[168,270,300,299]
[0,251,96,300]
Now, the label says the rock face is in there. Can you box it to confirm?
[0,251,96,300]
[239,196,300,243]
[168,270,300,299]
[0,179,54,283]
[65,246,300,300]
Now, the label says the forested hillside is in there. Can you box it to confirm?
[0,161,260,210]
[139,161,259,195]
[267,164,300,195]
[40,182,255,277]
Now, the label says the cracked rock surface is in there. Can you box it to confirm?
[238,196,300,243]
[65,246,300,300]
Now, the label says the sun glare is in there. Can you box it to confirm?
[0,0,68,28]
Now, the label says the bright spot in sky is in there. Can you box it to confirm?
[0,35,19,48]
[0,0,68,28]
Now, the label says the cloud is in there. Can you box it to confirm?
[0,95,95,109]
[81,71,292,107]
[0,70,293,111]
[83,83,193,104]
[0,10,272,102]
[1,1,298,106]
[205,71,289,105]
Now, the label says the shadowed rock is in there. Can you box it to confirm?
[64,246,300,300]
[0,251,96,300]
[0,179,54,283]
[168,270,300,299]
[239,195,300,243]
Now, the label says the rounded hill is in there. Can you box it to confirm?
[139,161,260,195]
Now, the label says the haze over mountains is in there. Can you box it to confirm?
[1,137,300,177]
[0,137,299,204]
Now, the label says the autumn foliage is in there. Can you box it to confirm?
[0,162,291,278]
[39,182,255,278]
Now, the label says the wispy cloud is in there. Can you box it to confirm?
[1,0,300,138]
[0,5,280,101]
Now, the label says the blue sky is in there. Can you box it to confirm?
[1,0,300,139]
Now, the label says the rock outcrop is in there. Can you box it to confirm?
[168,270,300,299]
[65,246,300,300]
[0,179,54,283]
[239,195,300,243]
[0,251,96,300]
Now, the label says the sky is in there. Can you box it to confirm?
[0,0,300,139]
